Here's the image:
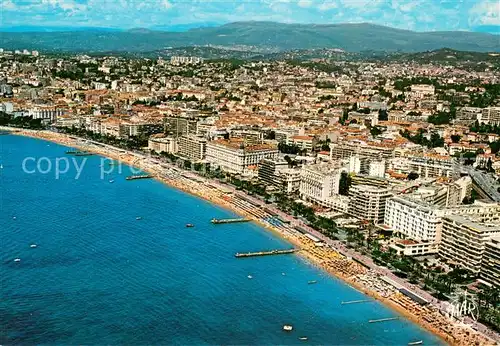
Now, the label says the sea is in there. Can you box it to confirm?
[0,135,443,345]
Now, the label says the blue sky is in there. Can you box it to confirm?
[1,0,499,33]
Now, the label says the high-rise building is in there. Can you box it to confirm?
[258,158,289,188]
[384,197,444,255]
[299,162,349,212]
[479,107,500,126]
[481,237,500,287]
[349,185,392,223]
[178,135,207,161]
[439,212,500,275]
[164,116,198,137]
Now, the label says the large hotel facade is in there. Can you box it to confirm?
[206,139,279,175]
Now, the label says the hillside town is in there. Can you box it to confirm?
[1,48,500,341]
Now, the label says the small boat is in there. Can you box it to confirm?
[408,341,423,346]
[136,217,142,220]
[14,258,21,262]
[30,244,37,248]
[247,275,253,279]
[109,179,114,183]
[283,325,293,332]
[186,224,194,228]
[299,337,308,341]
[308,280,317,285]
[282,272,286,276]
[12,216,16,220]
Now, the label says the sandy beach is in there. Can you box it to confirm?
[5,128,498,346]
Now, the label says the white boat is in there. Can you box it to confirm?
[14,258,21,262]
[136,217,142,220]
[30,244,37,248]
[282,272,286,276]
[12,216,16,220]
[109,179,114,183]
[247,275,253,279]
[283,325,293,332]
[408,341,423,345]
[299,337,308,341]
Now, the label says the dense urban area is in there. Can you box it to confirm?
[1,47,499,343]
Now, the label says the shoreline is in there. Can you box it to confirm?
[5,128,498,346]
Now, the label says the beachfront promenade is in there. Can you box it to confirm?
[7,128,499,345]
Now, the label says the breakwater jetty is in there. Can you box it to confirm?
[368,317,399,323]
[66,150,93,156]
[235,248,298,258]
[211,218,250,224]
[341,299,373,305]
[125,174,152,181]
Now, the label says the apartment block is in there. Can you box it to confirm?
[258,158,289,188]
[286,135,317,152]
[278,168,302,194]
[480,237,500,287]
[119,122,163,139]
[439,213,500,274]
[349,185,392,223]
[164,116,198,137]
[178,135,207,161]
[455,107,482,125]
[410,84,435,98]
[407,156,456,179]
[479,107,500,126]
[170,56,204,65]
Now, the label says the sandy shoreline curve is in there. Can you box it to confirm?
[4,128,498,346]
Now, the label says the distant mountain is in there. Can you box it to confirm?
[0,26,122,33]
[1,21,499,53]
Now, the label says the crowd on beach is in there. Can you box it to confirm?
[9,128,500,346]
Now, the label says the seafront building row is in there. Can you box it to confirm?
[1,50,500,292]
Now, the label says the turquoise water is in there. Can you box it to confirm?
[0,135,443,345]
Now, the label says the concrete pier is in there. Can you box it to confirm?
[211,218,250,224]
[235,249,298,258]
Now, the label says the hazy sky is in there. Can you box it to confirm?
[2,0,499,33]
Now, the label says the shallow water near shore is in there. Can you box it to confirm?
[0,135,443,345]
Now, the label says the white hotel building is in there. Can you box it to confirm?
[385,197,500,256]
[385,196,444,255]
[206,139,278,176]
[299,162,349,213]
